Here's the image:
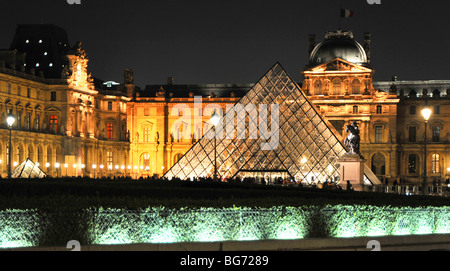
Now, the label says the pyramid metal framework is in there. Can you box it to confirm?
[164,63,375,185]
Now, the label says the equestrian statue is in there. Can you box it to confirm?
[344,121,361,155]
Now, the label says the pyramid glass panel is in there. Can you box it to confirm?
[164,63,378,185]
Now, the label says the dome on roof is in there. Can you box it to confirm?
[309,30,368,66]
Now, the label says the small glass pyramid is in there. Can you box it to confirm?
[164,63,378,186]
[11,158,47,179]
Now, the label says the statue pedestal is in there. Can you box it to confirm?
[338,154,366,191]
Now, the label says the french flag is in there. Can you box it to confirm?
[340,9,354,18]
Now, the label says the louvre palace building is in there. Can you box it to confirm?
[1,24,449,186]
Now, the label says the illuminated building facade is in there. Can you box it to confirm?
[303,30,450,184]
[0,25,130,178]
[126,82,248,177]
[2,24,450,185]
[302,30,400,182]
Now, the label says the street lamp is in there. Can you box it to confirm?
[211,110,220,182]
[6,113,15,179]
[422,107,432,195]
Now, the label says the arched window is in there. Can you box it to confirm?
[314,80,323,95]
[352,79,361,94]
[432,153,440,173]
[376,105,383,114]
[47,146,53,170]
[332,78,342,95]
[371,153,386,176]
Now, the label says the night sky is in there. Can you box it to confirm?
[1,0,450,88]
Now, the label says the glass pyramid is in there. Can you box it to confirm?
[164,63,377,185]
[11,158,47,179]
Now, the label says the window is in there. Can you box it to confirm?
[18,86,21,96]
[434,105,440,115]
[27,87,31,98]
[351,79,360,94]
[49,115,58,133]
[375,126,383,143]
[376,105,383,114]
[26,112,31,130]
[409,126,416,142]
[107,151,113,168]
[107,123,113,139]
[108,101,113,111]
[35,114,40,130]
[314,80,323,95]
[353,106,359,114]
[432,126,440,142]
[7,84,11,94]
[50,91,57,101]
[408,154,417,174]
[410,106,416,115]
[332,79,341,95]
[143,127,151,142]
[16,111,21,129]
[432,153,440,173]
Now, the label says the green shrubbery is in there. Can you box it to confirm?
[1,178,450,247]
[1,178,450,211]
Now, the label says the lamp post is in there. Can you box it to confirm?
[92,164,97,179]
[422,107,432,195]
[211,110,220,182]
[55,163,60,178]
[6,113,15,179]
